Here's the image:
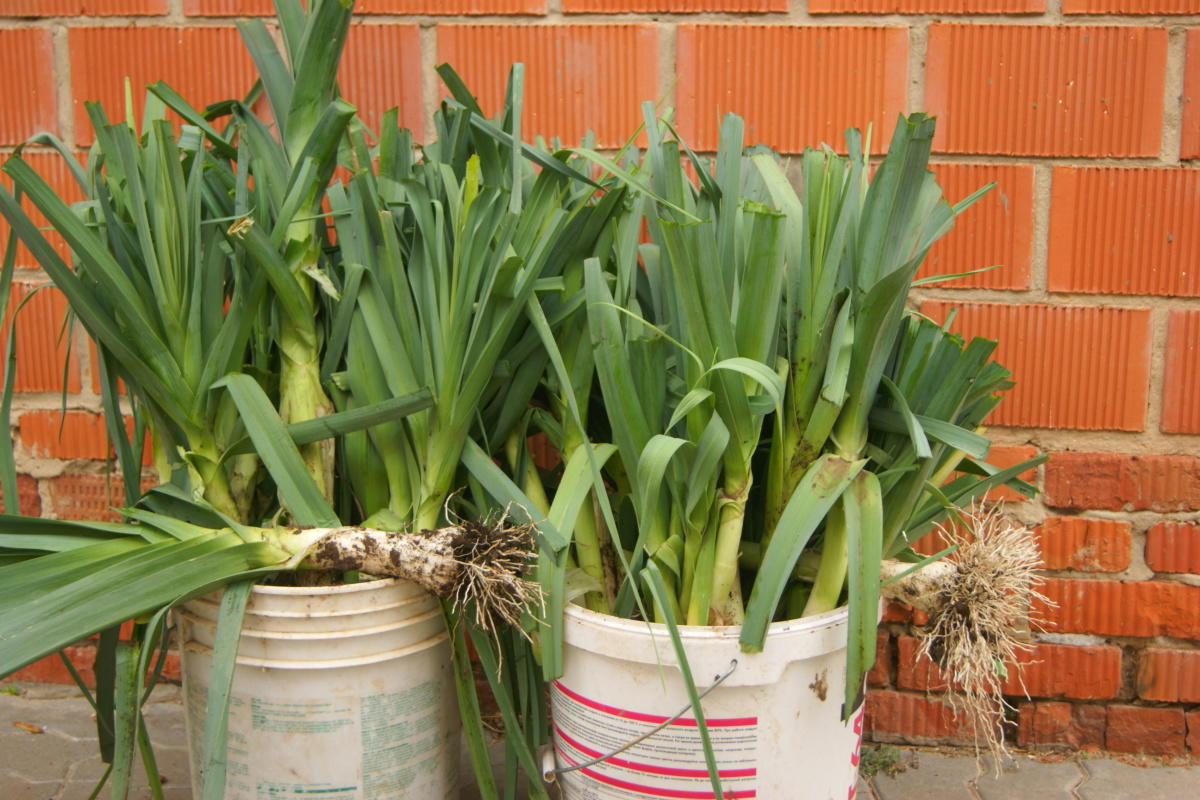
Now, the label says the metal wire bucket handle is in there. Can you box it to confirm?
[541,658,740,783]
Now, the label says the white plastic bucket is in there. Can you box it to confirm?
[178,578,460,800]
[549,603,865,800]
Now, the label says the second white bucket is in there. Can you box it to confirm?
[550,603,865,800]
[178,578,459,800]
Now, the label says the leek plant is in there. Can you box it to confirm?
[0,3,579,798]
[522,108,1044,726]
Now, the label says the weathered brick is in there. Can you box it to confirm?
[1034,578,1200,640]
[868,631,891,688]
[896,637,1122,700]
[44,473,129,521]
[186,0,544,12]
[182,0,271,12]
[676,25,907,153]
[1184,30,1200,160]
[437,25,657,148]
[0,474,40,516]
[1049,167,1200,298]
[1,150,87,270]
[19,410,111,461]
[925,25,1167,157]
[1064,0,1200,12]
[1044,452,1200,512]
[1137,648,1200,703]
[0,30,58,144]
[1017,701,1106,750]
[340,25,424,139]
[1035,517,1131,573]
[881,599,928,626]
[0,0,166,13]
[920,303,1151,432]
[566,0,784,9]
[812,0,1041,9]
[865,689,983,745]
[1146,521,1200,575]
[69,27,256,146]
[2,283,84,394]
[1188,710,1200,755]
[1162,310,1200,434]
[1107,705,1186,756]
[7,645,97,687]
[919,164,1034,291]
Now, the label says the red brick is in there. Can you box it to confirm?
[896,637,1122,700]
[676,26,907,154]
[45,473,130,521]
[186,0,544,12]
[1035,517,1131,573]
[0,474,40,516]
[69,27,256,146]
[0,1,166,13]
[18,410,115,461]
[1188,710,1200,755]
[881,599,928,625]
[1163,310,1200,434]
[1184,31,1200,160]
[1107,705,1186,756]
[1017,701,1106,750]
[868,631,891,688]
[361,0,544,9]
[182,0,271,12]
[1049,167,1200,298]
[438,25,657,149]
[864,689,982,745]
[1034,577,1200,640]
[567,0,783,8]
[921,303,1151,432]
[918,164,1033,291]
[2,283,84,394]
[925,25,1167,157]
[1146,521,1200,574]
[0,30,58,144]
[1044,452,1200,512]
[1,150,87,270]
[983,444,1040,502]
[9,644,178,686]
[340,25,424,139]
[1137,648,1200,703]
[8,645,97,686]
[811,0,1040,10]
[1064,0,1200,11]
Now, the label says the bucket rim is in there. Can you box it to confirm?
[182,591,436,619]
[176,605,444,641]
[243,577,418,597]
[563,600,848,642]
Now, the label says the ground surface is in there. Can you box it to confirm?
[1,682,1196,799]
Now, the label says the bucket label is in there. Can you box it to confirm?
[551,680,758,799]
[186,679,451,800]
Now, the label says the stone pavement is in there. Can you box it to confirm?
[2,681,1196,799]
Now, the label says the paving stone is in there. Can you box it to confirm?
[141,702,189,748]
[0,694,100,741]
[975,757,1084,798]
[872,751,981,799]
[0,777,64,800]
[1079,758,1200,799]
[58,780,193,800]
[0,732,93,782]
[856,776,878,798]
[70,746,192,788]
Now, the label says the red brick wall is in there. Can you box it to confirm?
[2,0,1198,756]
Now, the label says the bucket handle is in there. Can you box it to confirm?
[541,659,739,784]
